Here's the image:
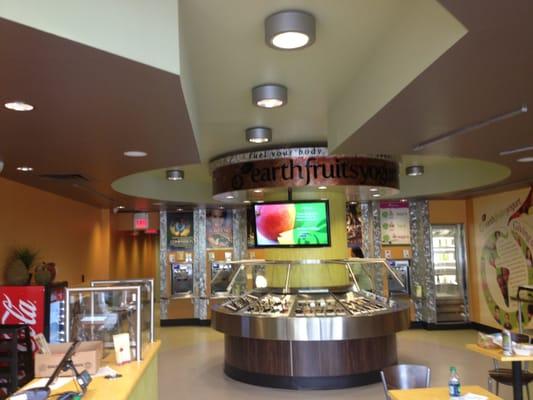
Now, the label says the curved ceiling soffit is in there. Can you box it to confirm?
[111,155,509,204]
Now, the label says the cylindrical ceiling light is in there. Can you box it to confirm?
[406,165,424,176]
[246,127,272,144]
[166,169,184,181]
[265,10,316,50]
[252,84,287,108]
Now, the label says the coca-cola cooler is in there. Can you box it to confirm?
[0,282,67,347]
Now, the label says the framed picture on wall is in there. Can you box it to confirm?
[206,209,233,249]
[167,212,194,249]
[346,202,362,248]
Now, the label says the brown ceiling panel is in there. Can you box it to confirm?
[333,0,533,196]
[0,18,199,209]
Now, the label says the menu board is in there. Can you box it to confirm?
[380,201,411,245]
[167,212,194,249]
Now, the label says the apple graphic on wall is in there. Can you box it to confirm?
[256,204,296,242]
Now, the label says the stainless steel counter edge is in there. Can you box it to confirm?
[211,303,410,341]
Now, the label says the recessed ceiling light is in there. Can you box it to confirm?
[5,101,34,112]
[124,150,147,158]
[252,84,287,108]
[243,200,251,204]
[166,169,184,181]
[226,195,235,199]
[517,156,533,162]
[349,201,357,205]
[177,208,184,211]
[369,188,379,192]
[318,186,327,190]
[253,189,263,193]
[406,165,424,176]
[499,146,533,156]
[265,10,316,50]
[256,200,264,203]
[372,193,381,198]
[16,166,33,172]
[117,205,125,210]
[246,127,272,144]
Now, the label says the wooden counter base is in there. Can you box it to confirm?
[224,334,398,390]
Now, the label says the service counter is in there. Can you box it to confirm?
[211,258,410,390]
[19,341,161,400]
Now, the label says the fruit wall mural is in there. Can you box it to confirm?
[476,186,533,330]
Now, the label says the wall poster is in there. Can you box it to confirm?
[476,186,533,330]
[167,212,194,249]
[346,203,362,249]
[206,209,233,249]
[380,201,411,245]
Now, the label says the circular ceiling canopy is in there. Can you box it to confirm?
[112,154,510,207]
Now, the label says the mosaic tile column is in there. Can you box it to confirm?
[408,200,436,323]
[193,208,208,320]
[360,202,371,260]
[159,211,168,319]
[232,208,247,261]
[360,202,384,296]
[371,201,385,296]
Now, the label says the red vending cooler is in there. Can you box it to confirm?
[0,283,67,350]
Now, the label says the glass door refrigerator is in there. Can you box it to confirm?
[431,224,469,324]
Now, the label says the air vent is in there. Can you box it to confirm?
[39,173,89,182]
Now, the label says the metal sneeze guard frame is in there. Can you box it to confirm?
[65,285,143,361]
[90,278,155,343]
[220,258,404,298]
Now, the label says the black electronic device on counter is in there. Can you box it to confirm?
[8,341,91,400]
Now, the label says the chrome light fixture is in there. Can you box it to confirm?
[166,169,184,181]
[252,84,287,108]
[246,127,272,143]
[265,10,316,50]
[406,165,424,176]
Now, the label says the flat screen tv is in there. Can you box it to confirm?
[253,200,331,248]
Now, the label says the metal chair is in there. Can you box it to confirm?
[488,332,533,400]
[380,364,431,400]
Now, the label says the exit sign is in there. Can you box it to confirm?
[134,213,149,230]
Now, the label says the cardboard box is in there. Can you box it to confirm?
[34,341,103,378]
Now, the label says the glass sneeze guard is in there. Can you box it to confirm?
[65,286,144,361]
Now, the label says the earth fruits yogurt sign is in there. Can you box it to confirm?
[211,150,399,197]
[476,186,533,329]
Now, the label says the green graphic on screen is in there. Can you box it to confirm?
[254,202,330,246]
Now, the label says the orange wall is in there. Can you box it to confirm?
[0,177,110,285]
[109,230,159,281]
[429,200,468,224]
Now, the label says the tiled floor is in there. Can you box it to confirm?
[157,327,517,400]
